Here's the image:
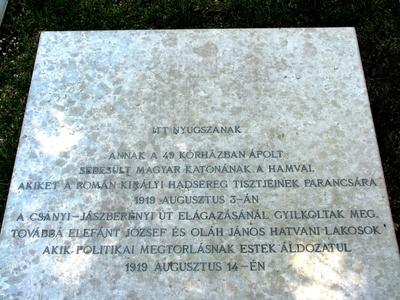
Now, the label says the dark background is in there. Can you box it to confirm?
[0,0,399,244]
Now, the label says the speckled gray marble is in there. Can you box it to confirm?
[1,29,399,300]
[0,0,7,24]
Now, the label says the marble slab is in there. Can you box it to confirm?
[0,0,7,24]
[0,28,399,299]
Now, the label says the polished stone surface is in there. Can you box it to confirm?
[0,29,399,299]
[0,0,7,24]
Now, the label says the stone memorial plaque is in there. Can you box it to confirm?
[1,28,399,299]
